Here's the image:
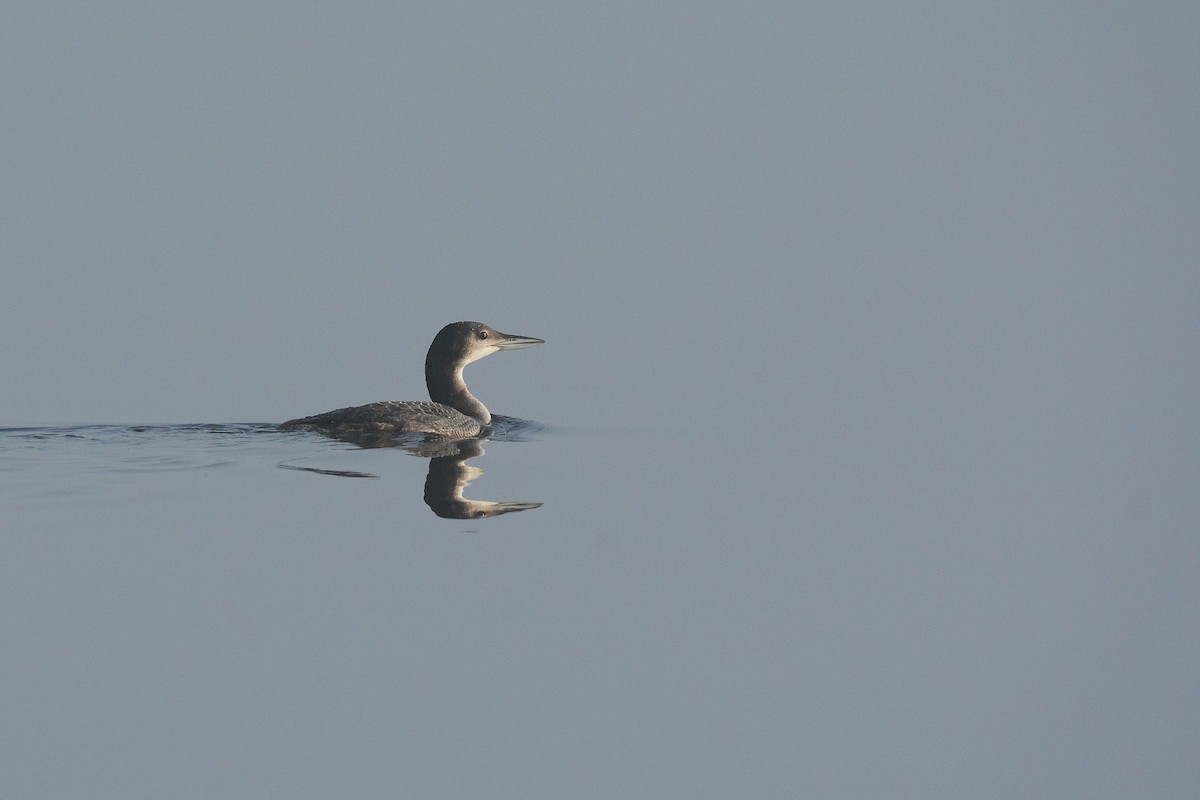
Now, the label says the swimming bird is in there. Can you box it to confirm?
[280,321,543,439]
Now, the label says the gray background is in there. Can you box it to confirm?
[2,3,1198,798]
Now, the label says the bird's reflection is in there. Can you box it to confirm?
[279,426,542,520]
[423,438,542,519]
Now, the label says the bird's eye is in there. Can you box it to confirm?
[478,330,489,340]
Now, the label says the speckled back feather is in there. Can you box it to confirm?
[280,401,484,438]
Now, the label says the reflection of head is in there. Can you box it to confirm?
[424,438,542,520]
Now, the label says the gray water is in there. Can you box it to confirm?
[4,3,1199,798]
[4,362,1197,799]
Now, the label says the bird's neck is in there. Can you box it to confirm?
[427,364,491,423]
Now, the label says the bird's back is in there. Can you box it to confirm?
[279,400,484,438]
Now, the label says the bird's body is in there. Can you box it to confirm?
[280,321,543,440]
[280,400,487,438]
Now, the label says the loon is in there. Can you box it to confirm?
[280,321,543,439]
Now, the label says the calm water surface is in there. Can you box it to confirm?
[3,413,1197,798]
[5,2,1198,794]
